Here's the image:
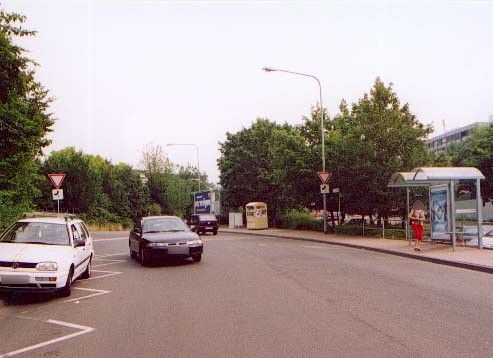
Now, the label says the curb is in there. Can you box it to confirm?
[221,229,493,275]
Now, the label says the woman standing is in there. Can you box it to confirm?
[409,200,426,252]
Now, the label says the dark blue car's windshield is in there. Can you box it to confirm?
[142,218,189,233]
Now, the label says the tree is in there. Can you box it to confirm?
[447,125,493,203]
[38,147,104,214]
[218,118,314,224]
[0,8,54,229]
[328,78,433,220]
[37,147,149,226]
[140,143,173,214]
[102,162,148,225]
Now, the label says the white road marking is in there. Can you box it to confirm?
[92,237,127,242]
[92,259,126,268]
[0,319,94,357]
[64,287,111,303]
[81,269,121,281]
[94,252,128,258]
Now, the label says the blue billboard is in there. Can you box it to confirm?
[194,191,212,214]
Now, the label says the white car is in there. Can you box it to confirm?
[0,214,94,297]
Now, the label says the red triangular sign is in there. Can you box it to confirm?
[48,173,66,189]
[317,172,331,184]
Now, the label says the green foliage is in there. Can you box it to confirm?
[278,209,323,231]
[218,79,431,228]
[327,78,433,218]
[145,203,162,216]
[440,124,493,203]
[0,191,31,231]
[0,8,53,229]
[35,147,152,226]
[218,119,315,225]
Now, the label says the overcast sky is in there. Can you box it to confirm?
[3,0,493,184]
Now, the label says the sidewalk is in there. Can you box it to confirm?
[219,227,493,274]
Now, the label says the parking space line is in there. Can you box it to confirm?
[94,252,128,258]
[0,319,94,357]
[92,237,127,242]
[82,270,121,280]
[64,287,111,303]
[92,259,126,268]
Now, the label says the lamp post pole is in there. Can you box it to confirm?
[166,143,201,192]
[263,67,327,233]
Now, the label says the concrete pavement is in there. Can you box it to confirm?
[219,227,493,274]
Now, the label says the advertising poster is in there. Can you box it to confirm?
[194,191,212,214]
[430,185,449,238]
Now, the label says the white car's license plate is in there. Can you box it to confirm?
[1,275,29,284]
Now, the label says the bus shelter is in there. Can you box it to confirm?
[387,167,485,250]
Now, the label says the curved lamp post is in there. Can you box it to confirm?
[263,66,328,233]
[166,143,201,192]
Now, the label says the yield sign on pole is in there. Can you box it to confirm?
[317,171,331,184]
[48,173,66,189]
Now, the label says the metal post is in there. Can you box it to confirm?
[263,67,327,233]
[450,179,456,251]
[476,178,483,249]
[406,187,410,245]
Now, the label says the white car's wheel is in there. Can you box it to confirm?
[60,268,73,297]
[81,258,92,279]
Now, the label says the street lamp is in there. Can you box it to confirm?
[263,66,328,233]
[166,143,201,192]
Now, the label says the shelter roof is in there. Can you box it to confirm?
[387,167,484,188]
[411,167,485,181]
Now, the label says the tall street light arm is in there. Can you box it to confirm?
[262,67,325,172]
[263,66,327,233]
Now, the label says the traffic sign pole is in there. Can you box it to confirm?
[48,174,66,213]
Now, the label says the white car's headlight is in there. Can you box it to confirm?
[36,262,58,271]
[147,242,169,247]
[187,239,202,245]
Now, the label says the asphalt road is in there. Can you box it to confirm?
[1,231,493,358]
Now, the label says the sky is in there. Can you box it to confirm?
[2,0,493,184]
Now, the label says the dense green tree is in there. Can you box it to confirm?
[37,148,149,225]
[328,78,433,220]
[446,125,493,203]
[218,118,314,224]
[102,162,148,225]
[37,147,104,214]
[0,9,54,229]
[140,143,174,214]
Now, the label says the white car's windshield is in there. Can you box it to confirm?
[142,218,189,233]
[0,222,70,245]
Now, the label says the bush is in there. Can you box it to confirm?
[278,209,323,231]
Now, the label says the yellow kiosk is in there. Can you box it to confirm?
[246,202,268,229]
